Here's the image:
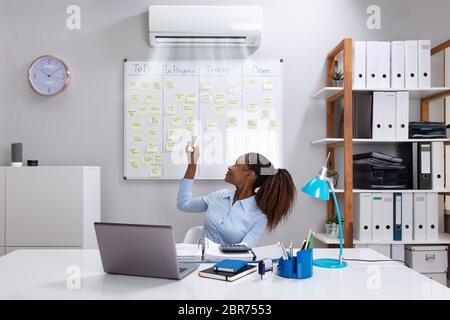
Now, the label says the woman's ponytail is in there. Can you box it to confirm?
[246,153,296,231]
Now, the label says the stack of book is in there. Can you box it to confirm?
[409,122,447,139]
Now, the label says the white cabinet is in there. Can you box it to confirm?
[0,247,5,257]
[0,166,100,250]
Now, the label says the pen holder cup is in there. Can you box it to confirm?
[277,248,313,279]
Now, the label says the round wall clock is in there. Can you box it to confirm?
[28,55,70,96]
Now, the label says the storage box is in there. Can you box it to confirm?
[422,272,447,287]
[405,245,448,273]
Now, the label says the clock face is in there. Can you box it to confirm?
[28,55,70,96]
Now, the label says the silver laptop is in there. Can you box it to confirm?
[94,222,198,280]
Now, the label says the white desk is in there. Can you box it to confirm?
[0,247,448,300]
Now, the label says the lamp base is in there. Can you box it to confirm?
[313,258,347,269]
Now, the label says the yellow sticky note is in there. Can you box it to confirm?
[214,93,225,104]
[165,104,177,115]
[128,80,139,89]
[149,115,160,125]
[185,93,197,103]
[260,108,271,120]
[147,142,159,153]
[149,166,162,177]
[127,109,138,118]
[183,105,194,115]
[144,94,155,104]
[269,120,279,129]
[171,116,183,127]
[228,98,239,108]
[132,135,144,144]
[247,119,258,129]
[141,80,151,89]
[228,82,239,93]
[200,80,212,90]
[263,78,274,90]
[264,96,273,106]
[186,116,196,126]
[131,122,142,131]
[138,106,149,116]
[166,80,176,90]
[128,147,140,157]
[167,129,178,141]
[207,120,218,131]
[166,141,176,152]
[152,154,164,165]
[148,129,158,138]
[129,159,140,169]
[227,116,238,128]
[247,102,258,112]
[153,81,163,90]
[129,94,140,103]
[244,79,256,89]
[175,93,185,103]
[201,93,212,103]
[143,154,153,165]
[213,104,225,115]
[150,105,161,115]
[187,124,196,135]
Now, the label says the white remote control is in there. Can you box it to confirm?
[187,136,198,152]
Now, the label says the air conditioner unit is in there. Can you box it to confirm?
[148,5,263,47]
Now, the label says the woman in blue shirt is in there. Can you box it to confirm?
[177,146,296,247]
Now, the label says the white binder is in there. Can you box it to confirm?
[418,40,431,88]
[431,142,445,190]
[378,41,391,88]
[366,41,379,88]
[425,193,439,240]
[391,41,405,88]
[372,92,385,139]
[371,194,384,241]
[395,91,409,140]
[384,92,396,140]
[446,145,450,190]
[382,193,393,241]
[354,193,372,241]
[413,194,426,240]
[353,41,366,88]
[402,193,413,241]
[405,40,418,88]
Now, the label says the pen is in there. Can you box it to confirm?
[300,239,306,250]
[308,232,315,249]
[277,242,287,260]
[289,241,293,257]
[280,242,289,260]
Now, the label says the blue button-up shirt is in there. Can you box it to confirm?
[177,179,268,247]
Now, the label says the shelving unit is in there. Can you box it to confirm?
[315,232,450,245]
[313,38,450,248]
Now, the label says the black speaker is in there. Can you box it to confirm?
[11,143,23,167]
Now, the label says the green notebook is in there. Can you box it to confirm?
[198,265,256,282]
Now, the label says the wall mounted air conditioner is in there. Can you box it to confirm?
[148,5,263,47]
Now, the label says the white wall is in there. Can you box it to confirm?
[0,0,449,244]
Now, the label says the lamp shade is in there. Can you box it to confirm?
[301,176,330,201]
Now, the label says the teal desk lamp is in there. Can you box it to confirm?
[301,155,347,269]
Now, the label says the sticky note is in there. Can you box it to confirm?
[228,98,239,108]
[153,81,163,90]
[148,129,158,138]
[165,104,176,115]
[269,120,279,129]
[207,120,218,131]
[143,155,153,165]
[263,78,274,90]
[175,93,185,103]
[131,122,142,131]
[147,142,159,153]
[128,147,140,157]
[201,93,212,103]
[129,94,140,103]
[166,141,176,152]
[247,119,258,129]
[166,80,176,90]
[213,104,225,115]
[264,96,273,106]
[260,108,271,120]
[185,93,197,103]
[186,116,196,125]
[129,159,140,169]
[227,82,239,93]
[227,116,238,128]
[141,80,151,89]
[127,109,138,118]
[150,105,161,115]
[149,166,162,177]
[200,80,212,90]
[183,105,194,115]
[171,116,183,126]
[244,79,256,89]
[247,102,258,112]
[132,135,144,144]
[153,154,164,165]
[138,106,149,116]
[149,115,160,125]
[214,93,225,103]
[128,80,139,89]
[144,94,155,104]
[187,124,196,135]
[167,129,178,141]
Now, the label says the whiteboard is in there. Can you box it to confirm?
[124,59,284,179]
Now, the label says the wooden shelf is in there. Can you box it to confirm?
[311,87,450,100]
[314,232,450,245]
[334,189,450,194]
[311,138,450,145]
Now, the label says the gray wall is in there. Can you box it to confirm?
[1,0,449,244]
